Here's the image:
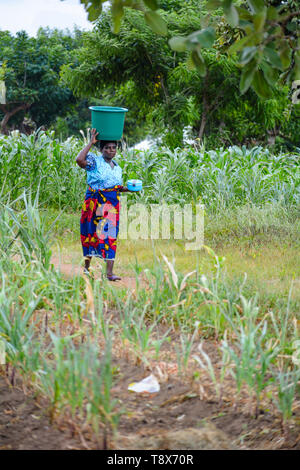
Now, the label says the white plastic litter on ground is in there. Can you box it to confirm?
[128,374,160,393]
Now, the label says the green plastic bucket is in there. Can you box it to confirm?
[89,106,128,141]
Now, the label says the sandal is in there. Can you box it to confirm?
[107,275,121,281]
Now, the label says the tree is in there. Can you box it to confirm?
[0,29,83,134]
[72,0,300,98]
[61,7,294,147]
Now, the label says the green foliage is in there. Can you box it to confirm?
[0,28,84,132]
[77,0,300,98]
[61,6,298,148]
[0,130,84,210]
[0,190,122,435]
[0,131,299,212]
[221,296,280,413]
[121,145,300,211]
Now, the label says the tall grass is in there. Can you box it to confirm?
[0,190,121,445]
[0,130,299,212]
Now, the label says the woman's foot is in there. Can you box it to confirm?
[84,256,92,274]
[83,267,95,279]
[107,274,121,281]
[106,259,120,281]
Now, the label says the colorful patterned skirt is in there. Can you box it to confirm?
[80,185,121,260]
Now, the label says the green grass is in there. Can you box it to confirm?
[0,133,300,443]
[46,202,300,304]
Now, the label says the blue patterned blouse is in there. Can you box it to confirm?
[85,153,123,190]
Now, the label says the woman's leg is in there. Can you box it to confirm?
[84,256,92,271]
[106,259,121,281]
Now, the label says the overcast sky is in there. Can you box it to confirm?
[0,0,94,36]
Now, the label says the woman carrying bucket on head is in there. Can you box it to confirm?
[76,129,130,281]
[76,106,142,281]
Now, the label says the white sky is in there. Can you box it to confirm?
[0,0,94,36]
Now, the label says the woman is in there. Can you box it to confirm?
[76,128,129,281]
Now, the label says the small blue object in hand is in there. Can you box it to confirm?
[127,179,143,191]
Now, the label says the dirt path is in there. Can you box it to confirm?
[51,255,140,290]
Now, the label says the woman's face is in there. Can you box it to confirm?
[102,143,117,160]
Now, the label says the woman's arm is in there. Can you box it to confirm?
[76,129,99,168]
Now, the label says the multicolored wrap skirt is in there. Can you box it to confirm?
[80,185,121,260]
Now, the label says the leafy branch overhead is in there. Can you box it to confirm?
[76,0,300,98]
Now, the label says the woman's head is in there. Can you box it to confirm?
[98,140,118,160]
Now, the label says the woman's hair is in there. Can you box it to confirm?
[98,140,118,151]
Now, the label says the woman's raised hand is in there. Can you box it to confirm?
[90,128,99,145]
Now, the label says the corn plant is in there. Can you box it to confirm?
[39,331,122,444]
[272,368,300,435]
[0,273,40,382]
[1,132,299,212]
[221,296,280,417]
[119,297,159,365]
[193,339,231,406]
[174,322,199,374]
[0,189,57,269]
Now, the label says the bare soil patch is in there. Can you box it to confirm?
[0,375,81,450]
[2,353,300,450]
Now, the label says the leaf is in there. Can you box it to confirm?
[206,0,222,9]
[247,0,265,14]
[143,0,158,10]
[279,46,291,69]
[286,21,297,33]
[83,276,96,324]
[144,11,167,36]
[179,270,196,293]
[239,46,257,65]
[169,36,187,53]
[223,0,239,27]
[236,6,252,21]
[188,27,216,49]
[161,254,178,289]
[252,69,272,99]
[80,0,103,22]
[191,49,206,76]
[293,51,300,81]
[228,35,252,55]
[260,60,279,86]
[240,61,257,94]
[203,245,217,258]
[266,6,278,21]
[111,2,124,33]
[253,8,267,32]
[186,54,196,70]
[264,47,283,70]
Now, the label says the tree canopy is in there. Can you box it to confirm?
[74,0,300,99]
[0,28,84,133]
[61,6,298,148]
